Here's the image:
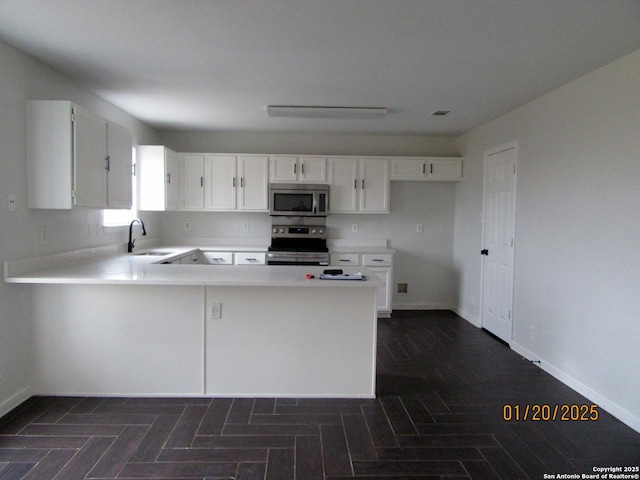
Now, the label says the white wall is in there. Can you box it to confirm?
[453,49,640,431]
[159,131,460,309]
[0,40,160,416]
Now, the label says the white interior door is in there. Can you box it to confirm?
[481,144,517,343]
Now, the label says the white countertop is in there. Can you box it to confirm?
[4,247,382,288]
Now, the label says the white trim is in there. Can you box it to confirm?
[392,303,453,311]
[511,341,640,434]
[0,386,32,419]
[452,307,481,327]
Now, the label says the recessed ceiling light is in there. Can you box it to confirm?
[431,110,451,116]
[267,106,387,119]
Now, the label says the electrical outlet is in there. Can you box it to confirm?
[210,302,222,320]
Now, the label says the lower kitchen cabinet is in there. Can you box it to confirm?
[331,251,393,317]
[235,252,266,265]
[362,254,393,317]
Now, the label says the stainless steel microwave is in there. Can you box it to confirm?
[269,183,329,216]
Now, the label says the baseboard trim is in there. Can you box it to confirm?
[451,306,481,327]
[511,341,640,434]
[392,303,452,311]
[0,386,32,419]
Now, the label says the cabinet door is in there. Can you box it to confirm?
[299,156,327,182]
[106,122,133,208]
[428,159,463,181]
[182,154,205,209]
[390,157,428,180]
[205,154,237,210]
[328,157,358,213]
[137,146,177,211]
[270,155,297,182]
[237,155,269,211]
[165,148,179,210]
[73,107,107,207]
[359,158,389,213]
[369,267,392,314]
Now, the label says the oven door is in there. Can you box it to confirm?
[267,251,329,266]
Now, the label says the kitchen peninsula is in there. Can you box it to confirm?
[4,245,381,398]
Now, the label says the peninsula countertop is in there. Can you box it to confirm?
[3,246,382,287]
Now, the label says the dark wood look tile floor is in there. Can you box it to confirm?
[1,311,639,479]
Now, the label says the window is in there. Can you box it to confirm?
[102,147,137,227]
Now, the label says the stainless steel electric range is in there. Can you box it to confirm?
[267,217,329,266]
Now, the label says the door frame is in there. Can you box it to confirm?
[480,141,518,343]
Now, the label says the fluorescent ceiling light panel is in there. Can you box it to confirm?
[267,106,387,119]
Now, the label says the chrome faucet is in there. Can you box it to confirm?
[127,218,147,253]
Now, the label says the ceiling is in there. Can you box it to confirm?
[0,0,639,135]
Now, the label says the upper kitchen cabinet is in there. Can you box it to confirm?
[328,157,389,213]
[390,157,463,181]
[270,155,327,183]
[136,145,179,211]
[179,153,269,212]
[180,153,205,210]
[27,100,133,209]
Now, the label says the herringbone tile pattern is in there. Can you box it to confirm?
[1,311,639,479]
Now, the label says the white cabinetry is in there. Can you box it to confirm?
[362,254,393,317]
[180,154,205,210]
[27,100,132,209]
[330,253,360,266]
[180,154,269,211]
[137,145,179,211]
[236,155,270,211]
[390,157,463,181]
[327,157,389,213]
[235,252,266,265]
[201,252,234,265]
[270,155,327,182]
[330,251,393,317]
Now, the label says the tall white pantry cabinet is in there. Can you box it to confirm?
[27,100,133,209]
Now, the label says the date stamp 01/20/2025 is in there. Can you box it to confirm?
[501,405,639,479]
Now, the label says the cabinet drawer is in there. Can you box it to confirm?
[330,253,360,266]
[201,252,234,265]
[235,252,266,265]
[362,253,393,267]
